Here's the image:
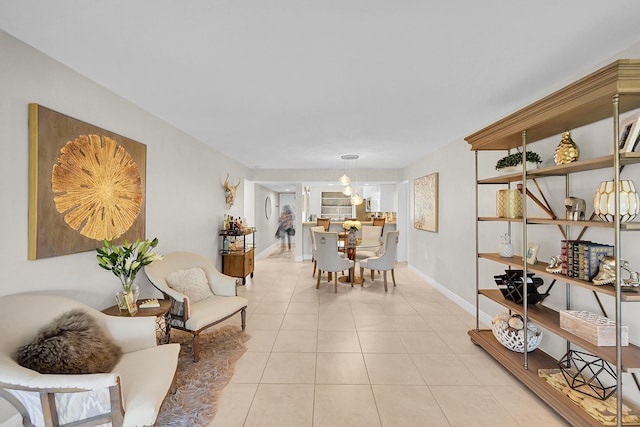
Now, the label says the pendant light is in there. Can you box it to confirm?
[338,155,353,185]
[349,155,363,205]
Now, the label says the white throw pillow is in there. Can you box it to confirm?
[165,267,215,303]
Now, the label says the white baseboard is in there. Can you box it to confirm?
[408,264,492,328]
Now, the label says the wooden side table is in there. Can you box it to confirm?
[102,299,172,344]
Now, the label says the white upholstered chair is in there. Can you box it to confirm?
[355,225,383,260]
[144,252,248,362]
[0,293,179,427]
[314,231,355,293]
[310,225,326,277]
[359,230,400,292]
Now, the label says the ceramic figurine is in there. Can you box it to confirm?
[545,255,562,274]
[592,256,640,287]
[554,130,580,165]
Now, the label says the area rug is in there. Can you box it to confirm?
[156,325,247,427]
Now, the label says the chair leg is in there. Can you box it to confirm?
[334,273,338,293]
[360,267,365,287]
[391,269,397,287]
[193,333,201,362]
[313,260,317,277]
[371,270,374,280]
[350,266,354,287]
[241,307,247,331]
[316,270,321,289]
[328,272,333,282]
[383,271,388,292]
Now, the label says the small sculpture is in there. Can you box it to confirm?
[546,255,563,274]
[223,173,241,209]
[564,197,586,221]
[592,256,640,287]
[554,130,580,165]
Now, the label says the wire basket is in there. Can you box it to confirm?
[492,320,542,353]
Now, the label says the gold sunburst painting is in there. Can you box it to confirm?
[28,104,146,259]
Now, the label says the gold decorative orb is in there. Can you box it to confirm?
[554,130,580,165]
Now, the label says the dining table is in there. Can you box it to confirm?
[338,239,383,285]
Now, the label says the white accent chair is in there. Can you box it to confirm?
[355,225,383,260]
[144,252,248,362]
[314,231,355,293]
[359,230,400,292]
[309,225,325,277]
[0,293,180,427]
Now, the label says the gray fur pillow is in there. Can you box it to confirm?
[14,309,122,374]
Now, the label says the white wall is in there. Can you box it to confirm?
[0,30,249,308]
[253,184,280,257]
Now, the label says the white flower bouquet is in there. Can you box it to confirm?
[343,220,361,231]
[96,238,163,292]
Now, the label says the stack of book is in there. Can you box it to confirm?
[561,240,614,281]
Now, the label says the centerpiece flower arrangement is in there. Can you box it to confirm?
[97,238,163,314]
[343,220,361,231]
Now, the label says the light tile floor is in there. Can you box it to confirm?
[209,247,569,427]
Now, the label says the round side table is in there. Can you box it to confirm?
[102,299,172,344]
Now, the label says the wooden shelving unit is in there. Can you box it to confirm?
[466,59,640,426]
[220,229,256,285]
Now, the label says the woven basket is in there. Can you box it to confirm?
[492,322,542,353]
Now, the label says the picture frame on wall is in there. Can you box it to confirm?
[28,104,147,260]
[613,114,640,153]
[526,243,539,265]
[414,172,438,232]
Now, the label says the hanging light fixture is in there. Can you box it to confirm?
[347,155,363,205]
[338,155,354,185]
[342,184,353,196]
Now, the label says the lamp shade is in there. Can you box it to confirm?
[351,193,363,205]
[339,174,351,185]
[593,180,639,222]
[342,185,353,196]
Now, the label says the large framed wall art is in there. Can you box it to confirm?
[28,104,147,259]
[414,172,438,232]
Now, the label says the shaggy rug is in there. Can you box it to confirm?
[156,325,247,427]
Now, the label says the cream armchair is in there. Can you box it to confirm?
[0,293,180,427]
[144,252,248,362]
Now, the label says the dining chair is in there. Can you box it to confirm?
[355,225,383,260]
[316,217,331,231]
[314,231,354,292]
[372,217,386,233]
[359,230,400,292]
[310,225,325,277]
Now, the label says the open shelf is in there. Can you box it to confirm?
[478,153,640,184]
[479,253,640,302]
[480,289,640,372]
[468,329,607,427]
[478,217,640,230]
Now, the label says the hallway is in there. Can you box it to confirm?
[210,247,568,426]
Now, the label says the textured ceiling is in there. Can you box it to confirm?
[2,0,640,171]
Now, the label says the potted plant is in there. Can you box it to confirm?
[495,151,542,175]
[97,238,163,315]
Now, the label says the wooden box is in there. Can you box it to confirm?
[559,310,628,347]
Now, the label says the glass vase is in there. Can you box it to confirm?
[115,290,138,316]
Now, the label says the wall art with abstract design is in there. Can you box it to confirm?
[28,104,146,259]
[414,172,438,232]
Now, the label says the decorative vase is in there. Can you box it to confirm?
[496,189,523,218]
[115,290,138,316]
[593,180,639,222]
[499,235,514,258]
[348,229,356,246]
[554,130,580,165]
